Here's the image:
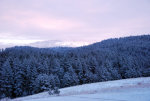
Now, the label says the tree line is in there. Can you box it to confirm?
[0,35,150,99]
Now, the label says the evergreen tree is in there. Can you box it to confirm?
[0,59,14,98]
[0,35,150,99]
[35,74,50,93]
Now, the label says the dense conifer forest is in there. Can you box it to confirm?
[0,35,150,99]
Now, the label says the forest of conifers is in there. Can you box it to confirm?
[0,35,150,99]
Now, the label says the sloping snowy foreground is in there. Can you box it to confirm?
[12,77,150,101]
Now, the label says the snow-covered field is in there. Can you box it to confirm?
[12,77,150,101]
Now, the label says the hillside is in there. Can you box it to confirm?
[12,77,150,101]
[0,35,150,99]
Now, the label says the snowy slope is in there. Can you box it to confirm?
[12,77,150,101]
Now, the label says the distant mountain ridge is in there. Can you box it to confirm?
[29,40,91,48]
[0,40,92,49]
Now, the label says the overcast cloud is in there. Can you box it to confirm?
[0,0,150,47]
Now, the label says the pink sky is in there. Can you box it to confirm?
[0,0,150,47]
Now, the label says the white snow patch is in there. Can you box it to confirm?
[12,77,150,101]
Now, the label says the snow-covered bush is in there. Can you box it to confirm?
[48,88,53,95]
[53,87,60,95]
[48,87,60,96]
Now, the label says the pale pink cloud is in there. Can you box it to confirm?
[0,0,150,47]
[0,10,85,31]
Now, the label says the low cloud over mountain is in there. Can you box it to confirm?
[29,40,91,48]
[0,40,92,49]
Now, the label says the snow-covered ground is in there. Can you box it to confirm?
[12,77,150,101]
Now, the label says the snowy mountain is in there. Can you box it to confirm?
[29,40,92,48]
[12,77,150,101]
[0,40,92,49]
